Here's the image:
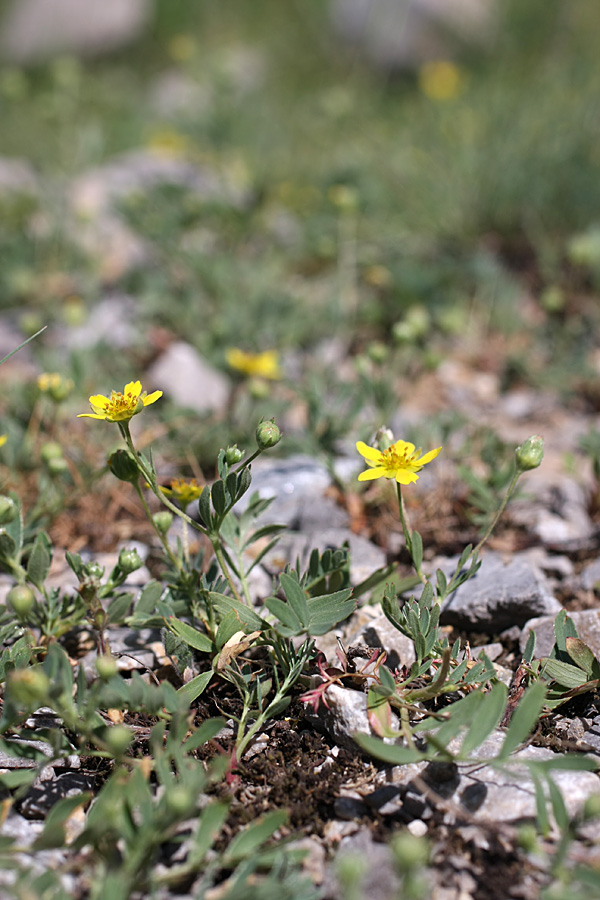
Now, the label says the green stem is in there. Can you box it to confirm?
[210,538,243,604]
[134,482,182,574]
[396,483,427,585]
[472,468,521,559]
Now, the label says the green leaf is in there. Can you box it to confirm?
[198,485,212,528]
[306,588,355,635]
[553,609,579,656]
[184,718,227,752]
[107,593,133,624]
[264,596,303,634]
[177,670,214,704]
[411,530,423,570]
[546,774,569,831]
[565,637,598,678]
[435,568,447,597]
[499,681,547,758]
[532,773,550,836]
[33,793,92,850]
[163,616,213,653]
[26,532,52,591]
[189,802,229,863]
[522,629,536,664]
[541,658,590,689]
[211,480,227,517]
[208,592,265,631]
[353,732,425,765]
[223,810,289,864]
[135,581,163,616]
[280,572,310,627]
[460,682,508,757]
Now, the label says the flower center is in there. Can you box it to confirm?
[107,390,137,416]
[381,445,417,472]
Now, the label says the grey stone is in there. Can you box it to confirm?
[304,683,398,752]
[581,558,600,592]
[333,794,368,820]
[146,342,231,414]
[437,550,561,631]
[235,455,335,527]
[344,605,416,671]
[376,731,600,825]
[330,0,496,70]
[511,478,594,550]
[322,830,401,900]
[0,0,152,63]
[521,609,600,660]
[52,294,140,352]
[20,771,96,819]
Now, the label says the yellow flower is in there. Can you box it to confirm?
[77,381,162,423]
[0,435,7,449]
[356,439,442,485]
[37,372,74,402]
[419,60,465,101]
[160,477,203,510]
[225,348,281,380]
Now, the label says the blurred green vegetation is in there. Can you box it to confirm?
[0,0,600,455]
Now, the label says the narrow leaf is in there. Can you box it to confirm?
[177,670,213,704]
[499,681,547,758]
[460,682,508,757]
[164,617,213,653]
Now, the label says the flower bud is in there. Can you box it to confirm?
[375,427,394,451]
[164,785,195,817]
[391,832,429,869]
[225,445,245,465]
[83,561,104,580]
[152,511,173,536]
[101,724,132,757]
[8,668,50,707]
[0,495,17,525]
[256,419,281,450]
[96,654,118,680]
[40,441,63,463]
[108,450,140,483]
[47,457,69,477]
[366,341,388,364]
[515,435,544,472]
[118,547,143,575]
[6,584,36,618]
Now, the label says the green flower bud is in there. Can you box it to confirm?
[583,793,600,820]
[101,724,132,757]
[40,441,63,463]
[366,341,388,364]
[152,511,173,536]
[96,654,118,680]
[108,450,140,483]
[256,419,281,450]
[225,445,245,465]
[6,584,36,618]
[83,561,104,580]
[515,435,544,472]
[516,823,538,853]
[164,785,195,818]
[375,427,394,451]
[390,832,429,869]
[0,495,17,526]
[8,668,50,707]
[46,457,69,477]
[118,547,143,575]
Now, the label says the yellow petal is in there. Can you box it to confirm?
[358,467,385,481]
[88,394,110,409]
[394,439,415,456]
[77,413,108,419]
[416,446,442,466]
[356,441,382,463]
[395,470,419,484]
[142,390,163,406]
[123,381,142,399]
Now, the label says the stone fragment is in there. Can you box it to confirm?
[53,294,139,352]
[510,478,594,550]
[304,684,398,752]
[344,605,416,671]
[0,156,38,198]
[437,550,560,631]
[0,0,151,63]
[330,0,496,70]
[581,558,600,592]
[146,342,231,414]
[322,830,401,900]
[375,731,600,825]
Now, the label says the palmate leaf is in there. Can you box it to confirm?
[306,588,355,635]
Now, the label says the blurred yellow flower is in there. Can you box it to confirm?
[78,381,162,423]
[37,372,74,402]
[167,34,197,63]
[226,348,281,380]
[419,60,465,101]
[0,435,7,449]
[147,129,190,159]
[160,477,203,510]
[356,439,442,485]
